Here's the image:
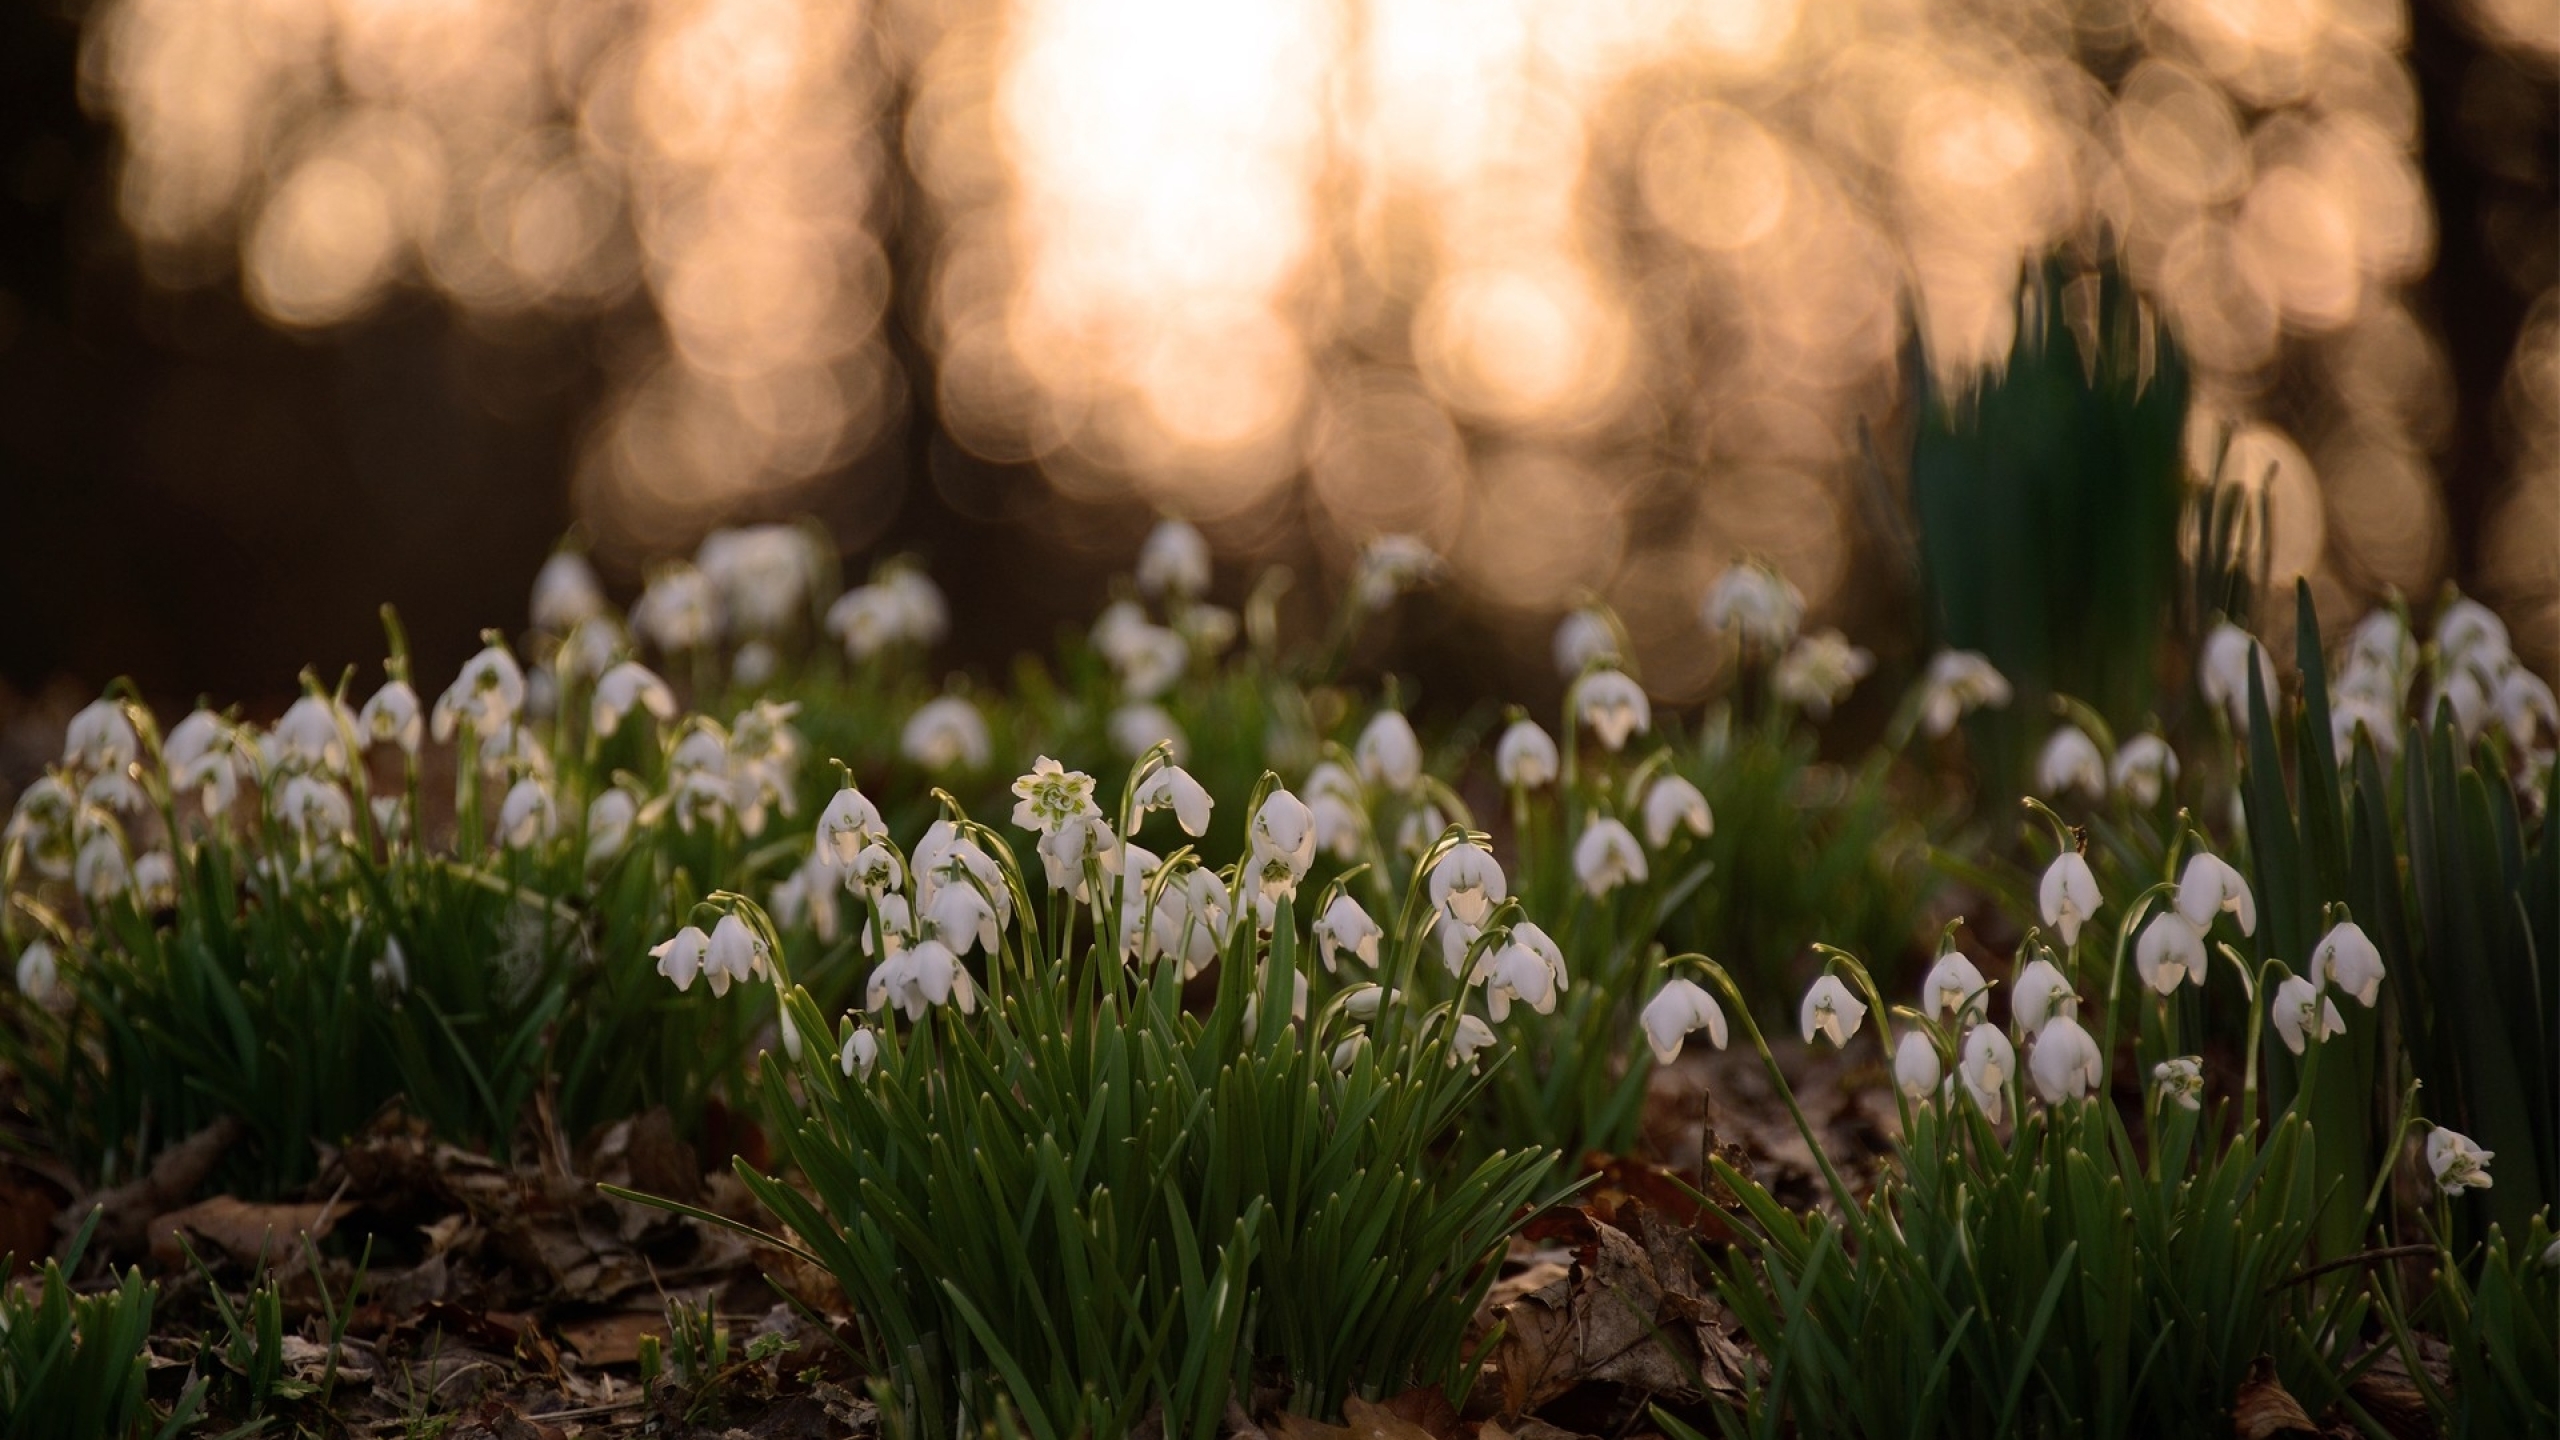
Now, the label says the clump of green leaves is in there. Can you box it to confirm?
[1,1211,203,1440]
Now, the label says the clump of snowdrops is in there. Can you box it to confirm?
[616,747,1568,1437]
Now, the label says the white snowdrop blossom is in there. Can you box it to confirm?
[2431,666,2495,742]
[868,938,978,1021]
[2311,921,2385,1007]
[15,941,58,1004]
[1247,790,1318,899]
[530,549,606,633]
[1313,894,1382,972]
[358,682,423,755]
[2011,957,2078,1035]
[274,776,354,845]
[1108,704,1187,763]
[1355,710,1423,794]
[923,882,1001,958]
[726,701,804,837]
[2174,852,2257,935]
[163,710,243,816]
[2038,851,2102,946]
[1961,1025,2017,1122]
[558,615,624,683]
[667,731,737,828]
[1495,720,1559,789]
[1573,817,1647,898]
[2153,1057,2204,1112]
[2036,727,2105,801]
[2111,733,2180,806]
[2134,911,2209,994]
[826,584,919,662]
[2344,609,2417,696]
[1449,1013,1498,1070]
[902,696,991,772]
[2434,598,2510,678]
[770,851,844,943]
[1574,670,1651,751]
[817,788,887,867]
[585,788,639,867]
[1641,775,1713,850]
[588,662,675,738]
[498,779,558,850]
[75,833,130,904]
[1102,617,1190,700]
[83,771,147,818]
[1771,631,1873,718]
[633,564,723,652]
[1918,651,2013,738]
[1475,940,1560,1022]
[1395,803,1448,859]
[63,699,140,773]
[1552,607,1621,678]
[2426,1127,2494,1195]
[846,842,903,898]
[1799,975,1867,1048]
[1036,812,1120,901]
[1010,757,1099,834]
[2029,1014,2103,1103]
[1923,952,1991,1024]
[1702,561,1805,649]
[840,1026,880,1080]
[2271,975,2345,1055]
[1895,1031,1942,1098]
[432,645,527,743]
[372,937,409,994]
[1641,979,1728,1064]
[1428,843,1506,932]
[130,850,176,909]
[1352,534,1441,611]
[1136,518,1212,598]
[697,525,821,637]
[2499,667,2558,749]
[2199,622,2279,729]
[1134,765,1213,837]
[653,926,709,992]
[268,695,358,775]
[705,914,769,997]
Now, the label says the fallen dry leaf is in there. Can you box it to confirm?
[557,1308,668,1367]
[2233,1356,2320,1439]
[148,1193,344,1271]
[67,1116,244,1257]
[1486,1211,1752,1416]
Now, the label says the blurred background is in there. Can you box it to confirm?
[0,0,2552,719]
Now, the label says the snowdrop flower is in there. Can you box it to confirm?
[585,662,671,738]
[2038,850,2102,946]
[697,525,821,637]
[1136,517,1212,598]
[2345,609,2417,695]
[902,696,991,772]
[1308,790,1363,862]
[1895,1031,1942,1099]
[2153,1057,2204,1112]
[268,695,359,775]
[2329,690,2401,764]
[1341,984,1398,1022]
[826,585,908,661]
[1475,940,1560,1021]
[2134,911,2209,994]
[1961,1025,2017,1122]
[1395,803,1449,860]
[1353,534,1441,611]
[2029,1015,2103,1103]
[63,699,140,773]
[75,832,129,904]
[839,1025,880,1080]
[82,771,147,818]
[1106,620,1190,699]
[704,914,768,997]
[2271,975,2345,1055]
[1428,843,1506,931]
[2426,1127,2494,1195]
[2010,957,2078,1035]
[2174,852,2256,935]
[1449,1013,1498,1070]
[583,788,638,867]
[1147,869,1232,977]
[2198,622,2278,729]
[775,849,846,943]
[495,778,555,850]
[15,941,58,1004]
[530,549,606,633]
[1552,607,1621,678]
[914,822,1010,926]
[1037,812,1119,901]
[1134,765,1213,836]
[2434,598,2510,677]
[1641,775,1712,850]
[1574,670,1652,752]
[1330,1034,1370,1072]
[358,682,423,755]
[432,645,527,743]
[1918,651,2013,738]
[1495,720,1559,789]
[2110,733,2179,806]
[274,775,353,845]
[1772,631,1873,719]
[1573,816,1647,898]
[1355,710,1423,794]
[2310,921,2385,1007]
[1313,893,1382,972]
[2499,666,2558,748]
[924,882,1001,957]
[2036,727,2105,802]
[654,926,709,992]
[372,937,409,995]
[1010,757,1098,834]
[817,787,887,867]
[845,842,903,898]
[1109,703,1187,763]
[869,938,978,1021]
[130,850,177,909]
[633,564,723,653]
[558,615,624,684]
[1641,978,1727,1063]
[1799,975,1867,1048]
[1923,952,1991,1025]
[2430,666,2495,741]
[881,568,949,648]
[1250,790,1317,898]
[163,710,242,816]
[1701,561,1805,649]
